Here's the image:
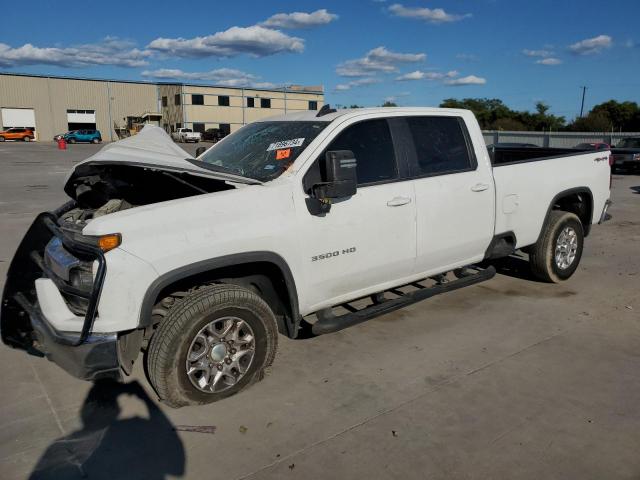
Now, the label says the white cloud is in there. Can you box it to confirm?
[445,75,486,86]
[536,58,562,65]
[0,37,151,68]
[522,49,554,58]
[336,46,425,77]
[388,4,471,23]
[568,35,612,55]
[260,9,338,29]
[396,70,426,80]
[148,26,304,58]
[334,78,379,92]
[396,70,458,81]
[141,68,278,87]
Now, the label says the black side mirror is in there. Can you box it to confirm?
[307,150,357,215]
[315,150,357,198]
[195,146,206,157]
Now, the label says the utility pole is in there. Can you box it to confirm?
[579,86,587,118]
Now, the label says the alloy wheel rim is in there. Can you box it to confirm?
[554,226,578,270]
[185,316,255,393]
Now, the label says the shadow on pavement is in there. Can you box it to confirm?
[483,255,539,282]
[29,380,185,480]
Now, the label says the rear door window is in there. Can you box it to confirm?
[406,116,476,176]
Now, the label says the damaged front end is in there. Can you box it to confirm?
[0,202,119,380]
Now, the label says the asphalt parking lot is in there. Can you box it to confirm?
[0,141,639,480]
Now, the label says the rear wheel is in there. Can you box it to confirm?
[146,284,278,408]
[23,136,31,142]
[0,136,5,142]
[529,211,584,283]
[91,138,99,144]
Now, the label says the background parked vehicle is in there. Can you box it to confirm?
[574,142,610,150]
[171,128,201,143]
[64,130,102,144]
[611,136,640,172]
[202,128,226,143]
[0,127,34,142]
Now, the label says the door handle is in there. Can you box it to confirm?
[387,196,412,207]
[471,183,490,192]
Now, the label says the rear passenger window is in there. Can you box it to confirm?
[406,117,474,176]
[327,119,397,185]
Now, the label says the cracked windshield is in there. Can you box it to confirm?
[197,121,329,182]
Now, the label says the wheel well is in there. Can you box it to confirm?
[552,190,593,236]
[147,261,298,338]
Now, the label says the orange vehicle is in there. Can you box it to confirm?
[0,127,35,142]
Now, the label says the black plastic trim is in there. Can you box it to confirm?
[483,231,517,260]
[536,187,594,244]
[139,252,301,338]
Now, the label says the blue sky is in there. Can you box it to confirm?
[2,0,639,119]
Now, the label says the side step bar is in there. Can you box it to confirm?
[311,265,496,336]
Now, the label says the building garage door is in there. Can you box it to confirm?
[2,108,36,134]
[67,109,96,131]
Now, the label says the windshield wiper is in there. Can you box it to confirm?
[186,159,263,185]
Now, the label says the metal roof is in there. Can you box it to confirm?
[0,71,324,94]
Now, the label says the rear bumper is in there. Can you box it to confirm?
[1,207,122,381]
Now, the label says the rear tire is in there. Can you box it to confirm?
[0,136,5,142]
[23,136,31,142]
[529,211,584,283]
[146,284,278,408]
[91,138,99,144]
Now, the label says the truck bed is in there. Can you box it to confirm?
[489,147,611,249]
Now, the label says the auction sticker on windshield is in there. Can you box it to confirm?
[267,138,305,151]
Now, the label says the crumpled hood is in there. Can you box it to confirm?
[64,125,255,190]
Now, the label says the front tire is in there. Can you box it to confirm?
[146,284,278,408]
[529,211,584,283]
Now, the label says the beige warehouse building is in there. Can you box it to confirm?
[0,72,324,141]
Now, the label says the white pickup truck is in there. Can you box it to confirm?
[171,127,201,143]
[1,107,611,407]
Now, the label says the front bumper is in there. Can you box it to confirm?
[1,207,121,381]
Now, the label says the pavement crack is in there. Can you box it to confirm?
[28,358,65,435]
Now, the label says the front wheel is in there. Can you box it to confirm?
[0,136,5,142]
[91,138,99,144]
[146,284,278,408]
[68,138,76,144]
[529,211,584,283]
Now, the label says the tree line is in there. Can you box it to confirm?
[335,99,640,132]
[439,98,640,132]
